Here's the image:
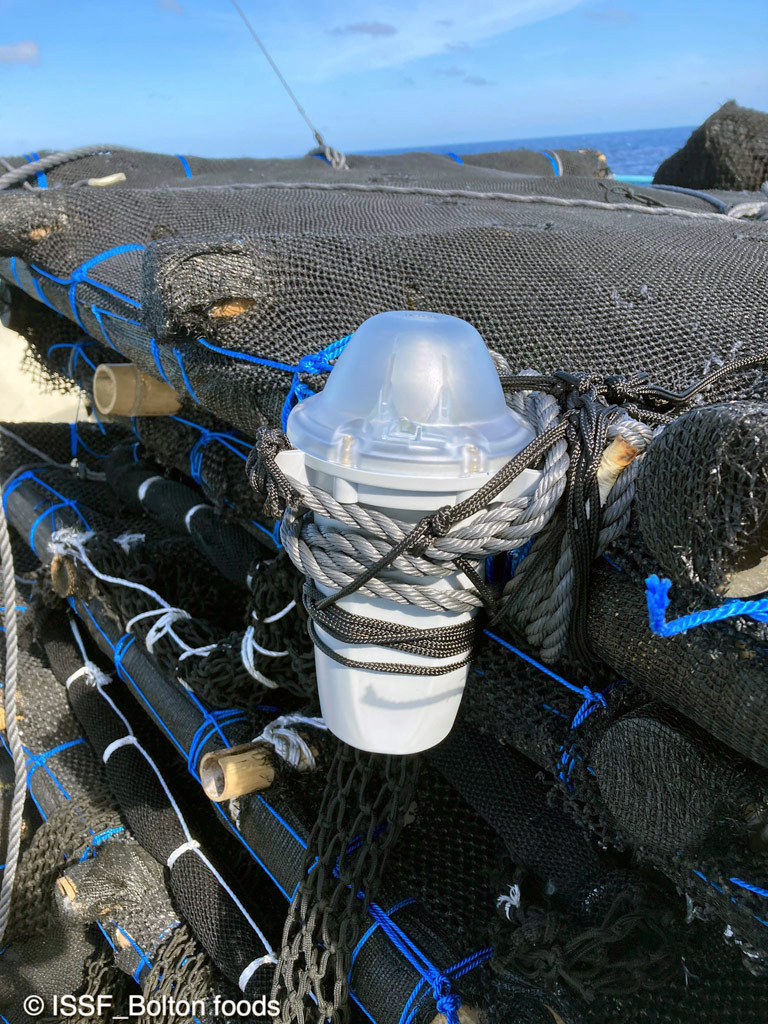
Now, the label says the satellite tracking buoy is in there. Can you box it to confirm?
[277,310,541,754]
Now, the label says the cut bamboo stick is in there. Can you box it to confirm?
[429,1008,480,1024]
[200,742,276,802]
[93,363,182,417]
[597,436,640,505]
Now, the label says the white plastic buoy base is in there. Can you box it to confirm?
[315,652,466,755]
[312,588,471,754]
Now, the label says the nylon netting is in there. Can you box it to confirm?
[0,133,767,1023]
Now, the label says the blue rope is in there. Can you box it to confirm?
[24,152,48,189]
[540,150,561,176]
[175,154,193,178]
[90,305,141,352]
[484,629,607,706]
[365,902,491,1024]
[173,348,200,403]
[556,678,624,790]
[112,923,152,982]
[646,574,768,637]
[70,422,108,460]
[9,469,95,555]
[31,244,144,330]
[186,709,247,776]
[729,878,768,899]
[113,633,136,683]
[150,338,173,386]
[280,334,352,430]
[171,417,252,486]
[194,335,297,371]
[47,338,99,375]
[79,826,125,862]
[445,152,464,165]
[692,869,768,929]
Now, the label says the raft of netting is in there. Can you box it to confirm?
[0,143,767,1024]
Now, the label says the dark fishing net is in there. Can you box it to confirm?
[0,146,611,192]
[654,101,768,191]
[2,135,768,1024]
[0,151,765,439]
[635,401,768,597]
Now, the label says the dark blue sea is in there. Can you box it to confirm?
[363,125,694,178]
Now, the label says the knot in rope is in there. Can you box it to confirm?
[407,505,453,556]
[254,714,328,772]
[434,985,462,1024]
[246,428,297,520]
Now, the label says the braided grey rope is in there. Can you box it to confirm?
[280,377,650,662]
[505,409,651,661]
[281,390,570,614]
[0,145,134,191]
[232,180,768,222]
[0,482,25,944]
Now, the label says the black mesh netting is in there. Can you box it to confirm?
[2,130,768,1024]
[1,147,767,437]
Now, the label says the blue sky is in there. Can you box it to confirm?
[0,0,765,157]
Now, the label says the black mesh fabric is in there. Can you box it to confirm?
[635,401,768,597]
[587,568,768,767]
[1,150,765,437]
[654,101,768,191]
[2,134,768,1024]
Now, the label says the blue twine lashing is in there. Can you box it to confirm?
[446,152,464,164]
[729,878,768,900]
[555,678,624,791]
[79,826,125,862]
[173,348,200,403]
[365,902,490,1024]
[113,633,136,683]
[280,334,353,430]
[24,152,48,189]
[484,629,607,705]
[176,154,193,178]
[186,709,247,776]
[150,338,173,386]
[90,305,141,352]
[646,574,768,637]
[31,244,144,329]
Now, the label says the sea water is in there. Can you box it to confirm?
[363,125,694,179]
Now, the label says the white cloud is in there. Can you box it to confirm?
[158,0,185,13]
[286,1,584,80]
[0,40,39,65]
[331,22,398,37]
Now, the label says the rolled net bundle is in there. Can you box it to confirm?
[654,101,768,192]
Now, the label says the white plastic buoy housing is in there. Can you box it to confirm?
[277,311,541,754]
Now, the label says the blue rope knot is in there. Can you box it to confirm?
[280,334,353,430]
[189,430,214,486]
[435,986,462,1024]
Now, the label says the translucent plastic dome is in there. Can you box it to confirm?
[287,311,534,477]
